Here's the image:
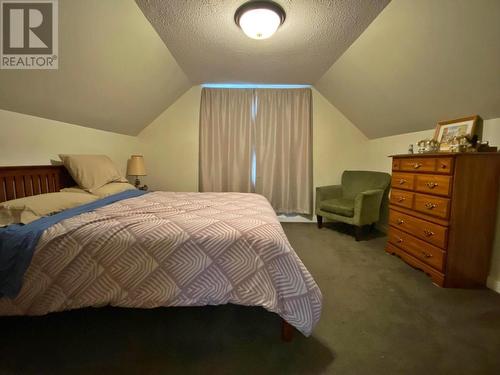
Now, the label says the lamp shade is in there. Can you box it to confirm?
[127,155,146,176]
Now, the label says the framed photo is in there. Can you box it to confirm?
[434,115,481,152]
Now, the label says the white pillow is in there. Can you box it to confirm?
[0,192,98,226]
[59,154,127,193]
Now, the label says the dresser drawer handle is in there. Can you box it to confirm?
[397,219,404,225]
[421,251,433,258]
[413,163,422,169]
[399,179,407,185]
[423,230,435,237]
[397,197,406,202]
[425,182,438,189]
[440,163,447,169]
[397,237,403,243]
[425,202,437,209]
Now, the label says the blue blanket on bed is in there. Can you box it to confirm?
[0,189,147,299]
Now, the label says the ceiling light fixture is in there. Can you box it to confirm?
[235,1,286,40]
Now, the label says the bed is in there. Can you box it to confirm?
[0,165,322,340]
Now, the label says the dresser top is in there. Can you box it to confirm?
[390,152,500,158]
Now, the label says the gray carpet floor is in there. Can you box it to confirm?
[1,222,499,375]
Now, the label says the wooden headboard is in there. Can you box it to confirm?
[0,165,76,203]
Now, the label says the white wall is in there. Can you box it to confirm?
[0,109,141,174]
[138,86,370,213]
[312,88,369,188]
[365,118,500,293]
[138,86,202,192]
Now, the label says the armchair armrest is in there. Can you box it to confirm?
[316,185,342,212]
[354,189,384,226]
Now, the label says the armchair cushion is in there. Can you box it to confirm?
[320,198,355,217]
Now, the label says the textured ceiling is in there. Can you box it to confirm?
[4,0,496,140]
[135,0,390,84]
[315,0,500,139]
[0,0,191,135]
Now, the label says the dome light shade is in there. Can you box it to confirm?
[235,1,285,40]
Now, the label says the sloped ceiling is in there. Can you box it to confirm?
[315,0,500,139]
[0,0,191,135]
[2,0,497,139]
[135,0,389,84]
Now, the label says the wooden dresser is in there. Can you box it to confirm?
[386,153,500,288]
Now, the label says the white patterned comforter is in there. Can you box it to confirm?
[0,192,322,335]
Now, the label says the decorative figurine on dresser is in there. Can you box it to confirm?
[386,116,500,288]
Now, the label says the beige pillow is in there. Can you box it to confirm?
[59,186,92,194]
[0,192,98,226]
[62,182,136,198]
[0,206,39,227]
[59,154,127,193]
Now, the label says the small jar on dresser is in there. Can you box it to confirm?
[386,152,500,288]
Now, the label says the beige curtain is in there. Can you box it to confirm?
[254,88,313,214]
[199,88,254,192]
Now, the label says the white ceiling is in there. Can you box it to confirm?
[0,0,191,135]
[315,0,500,138]
[135,0,390,84]
[2,0,498,139]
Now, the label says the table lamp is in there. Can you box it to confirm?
[127,155,147,189]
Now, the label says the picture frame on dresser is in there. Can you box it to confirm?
[434,115,481,152]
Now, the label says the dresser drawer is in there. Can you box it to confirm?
[415,174,453,197]
[436,158,454,174]
[391,173,415,191]
[385,243,445,286]
[388,227,445,271]
[397,157,454,174]
[390,189,414,209]
[399,158,436,172]
[414,193,450,219]
[389,209,448,249]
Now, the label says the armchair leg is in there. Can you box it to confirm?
[355,226,362,241]
[317,215,323,229]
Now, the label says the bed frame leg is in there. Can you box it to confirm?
[281,320,294,342]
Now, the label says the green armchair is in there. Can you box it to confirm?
[316,171,391,240]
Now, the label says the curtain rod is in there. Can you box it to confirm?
[202,83,311,89]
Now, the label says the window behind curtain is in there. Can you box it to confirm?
[254,88,312,214]
[199,87,312,214]
[199,88,254,193]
